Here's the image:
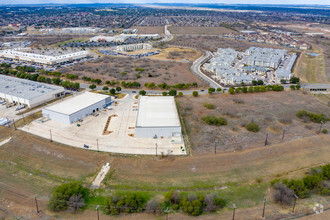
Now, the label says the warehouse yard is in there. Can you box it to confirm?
[21,94,186,155]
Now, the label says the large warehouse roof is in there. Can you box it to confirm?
[136,96,180,127]
[0,75,64,100]
[44,92,109,115]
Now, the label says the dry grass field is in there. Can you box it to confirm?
[177,91,329,154]
[0,127,108,218]
[169,35,291,52]
[59,55,203,87]
[168,26,236,35]
[131,26,164,34]
[293,41,328,83]
[151,47,202,61]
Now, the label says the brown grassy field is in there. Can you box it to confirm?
[293,41,328,83]
[169,35,293,52]
[131,26,164,34]
[177,90,329,154]
[59,56,203,87]
[0,127,108,218]
[168,26,236,35]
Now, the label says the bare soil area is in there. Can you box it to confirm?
[58,56,203,87]
[168,26,236,35]
[177,91,329,154]
[131,26,164,34]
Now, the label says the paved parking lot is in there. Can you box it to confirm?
[0,102,23,122]
[21,94,186,155]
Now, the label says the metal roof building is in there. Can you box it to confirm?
[0,75,65,107]
[135,96,181,138]
[0,49,90,65]
[42,92,111,125]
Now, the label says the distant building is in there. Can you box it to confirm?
[0,75,64,108]
[42,92,111,125]
[274,54,297,83]
[0,49,90,66]
[135,96,181,138]
[245,47,286,69]
[114,43,152,52]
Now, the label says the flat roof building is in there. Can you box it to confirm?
[0,49,90,66]
[42,92,111,124]
[135,96,181,138]
[0,75,65,108]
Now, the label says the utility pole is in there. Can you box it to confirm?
[164,207,170,220]
[318,121,324,134]
[262,197,267,218]
[232,203,236,220]
[264,132,269,146]
[96,205,100,220]
[35,196,40,213]
[292,194,298,212]
[282,128,286,141]
[214,142,217,154]
[49,130,52,142]
[156,143,158,156]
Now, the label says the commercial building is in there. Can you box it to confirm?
[114,43,152,52]
[42,92,111,125]
[0,75,65,108]
[0,49,90,66]
[135,96,182,138]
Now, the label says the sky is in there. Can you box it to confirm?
[0,0,329,5]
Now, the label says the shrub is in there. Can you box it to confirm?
[283,179,309,198]
[290,85,296,90]
[228,87,235,94]
[49,182,89,212]
[178,92,183,96]
[322,129,328,134]
[203,103,215,109]
[202,116,227,126]
[246,122,260,132]
[192,91,198,97]
[104,192,146,215]
[208,88,215,94]
[296,110,328,123]
[272,182,294,205]
[145,198,162,214]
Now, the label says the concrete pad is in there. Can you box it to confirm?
[21,94,187,156]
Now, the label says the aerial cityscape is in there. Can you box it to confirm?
[0,1,329,219]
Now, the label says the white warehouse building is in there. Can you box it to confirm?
[42,92,111,125]
[135,96,182,138]
[0,75,65,108]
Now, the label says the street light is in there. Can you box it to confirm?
[262,197,267,218]
[292,194,298,212]
[232,203,236,220]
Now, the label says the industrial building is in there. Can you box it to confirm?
[114,43,152,52]
[0,75,65,108]
[42,92,111,125]
[0,49,90,66]
[135,96,182,138]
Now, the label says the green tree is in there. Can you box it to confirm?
[248,86,254,93]
[110,88,116,95]
[242,87,248,93]
[102,86,109,91]
[296,84,301,90]
[228,87,235,95]
[89,84,96,90]
[168,89,177,96]
[290,85,296,90]
[192,91,198,97]
[208,88,215,94]
[178,92,183,97]
[216,88,222,92]
[116,87,122,92]
[162,91,168,96]
[49,182,89,212]
[290,77,300,84]
[139,90,146,96]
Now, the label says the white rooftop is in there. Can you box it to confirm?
[0,75,64,100]
[44,92,110,115]
[136,96,181,127]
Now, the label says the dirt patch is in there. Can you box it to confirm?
[131,26,164,34]
[168,26,236,35]
[151,47,202,61]
[177,91,329,154]
[58,56,203,87]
